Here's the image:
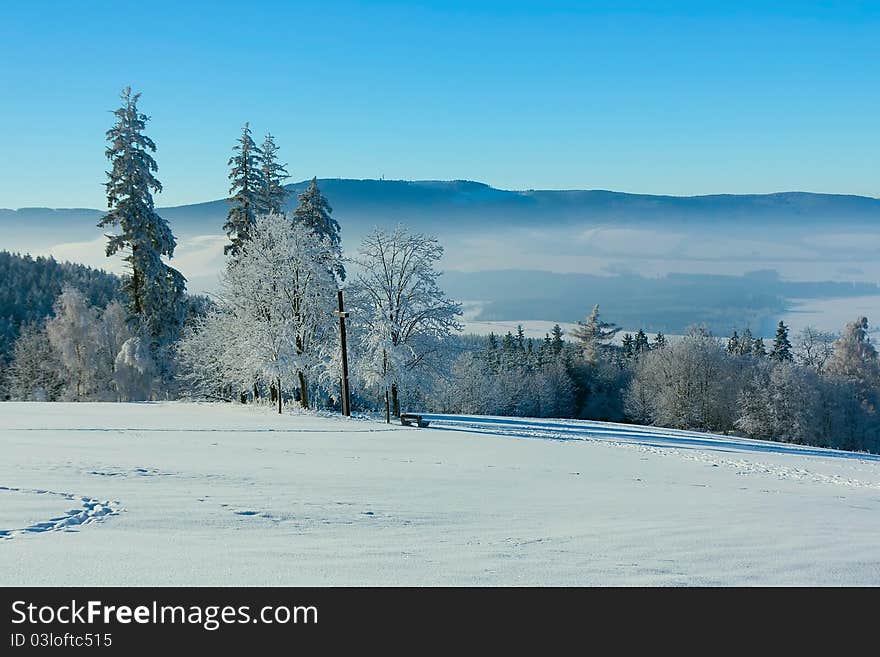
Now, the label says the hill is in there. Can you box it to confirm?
[4,180,880,247]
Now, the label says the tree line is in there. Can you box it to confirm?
[431,311,880,454]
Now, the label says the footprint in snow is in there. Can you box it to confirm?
[0,486,122,540]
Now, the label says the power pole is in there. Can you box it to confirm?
[336,289,352,417]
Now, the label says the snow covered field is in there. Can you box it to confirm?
[2,402,879,586]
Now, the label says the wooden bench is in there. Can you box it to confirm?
[400,413,430,428]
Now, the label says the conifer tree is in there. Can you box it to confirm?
[727,329,740,355]
[293,177,344,280]
[515,325,526,351]
[753,337,767,357]
[550,324,564,354]
[621,333,634,358]
[653,332,667,349]
[634,329,649,354]
[486,332,499,373]
[770,321,793,362]
[99,87,186,376]
[224,122,264,256]
[740,328,754,356]
[571,304,620,364]
[257,133,289,215]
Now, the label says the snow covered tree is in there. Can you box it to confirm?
[752,337,766,357]
[257,133,289,215]
[633,329,649,354]
[293,177,345,280]
[93,300,133,396]
[727,330,740,355]
[349,226,462,421]
[621,333,634,358]
[571,304,620,364]
[45,286,102,401]
[738,328,754,356]
[114,336,156,401]
[624,330,741,431]
[550,324,565,354]
[536,358,576,417]
[826,316,879,396]
[440,352,495,415]
[770,321,793,362]
[795,326,837,373]
[99,87,186,381]
[652,332,667,349]
[179,214,341,412]
[6,322,64,401]
[224,122,264,256]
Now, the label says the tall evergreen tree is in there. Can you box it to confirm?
[293,178,345,280]
[224,122,264,256]
[621,333,634,358]
[257,133,289,215]
[653,332,667,349]
[770,321,793,362]
[550,324,565,354]
[515,325,526,351]
[99,87,186,374]
[634,329,649,354]
[740,328,754,356]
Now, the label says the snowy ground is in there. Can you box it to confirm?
[1,402,879,586]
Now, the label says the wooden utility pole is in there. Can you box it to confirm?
[336,290,352,417]
[383,349,390,423]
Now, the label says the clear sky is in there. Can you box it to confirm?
[1,0,878,208]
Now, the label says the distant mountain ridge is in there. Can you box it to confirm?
[3,179,880,241]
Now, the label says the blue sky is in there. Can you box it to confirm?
[1,0,878,208]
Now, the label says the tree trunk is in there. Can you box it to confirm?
[384,388,390,423]
[391,383,400,418]
[253,383,260,401]
[298,371,309,409]
[277,378,282,414]
[270,383,277,403]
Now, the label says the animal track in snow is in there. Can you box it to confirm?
[0,486,122,540]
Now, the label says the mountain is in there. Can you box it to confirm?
[4,179,880,246]
[4,180,880,336]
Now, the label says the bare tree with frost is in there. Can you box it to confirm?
[349,226,462,421]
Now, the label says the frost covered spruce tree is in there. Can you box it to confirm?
[349,226,462,422]
[179,214,341,412]
[571,304,620,364]
[293,178,345,280]
[257,133,289,215]
[224,123,264,256]
[770,320,793,362]
[98,87,186,389]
